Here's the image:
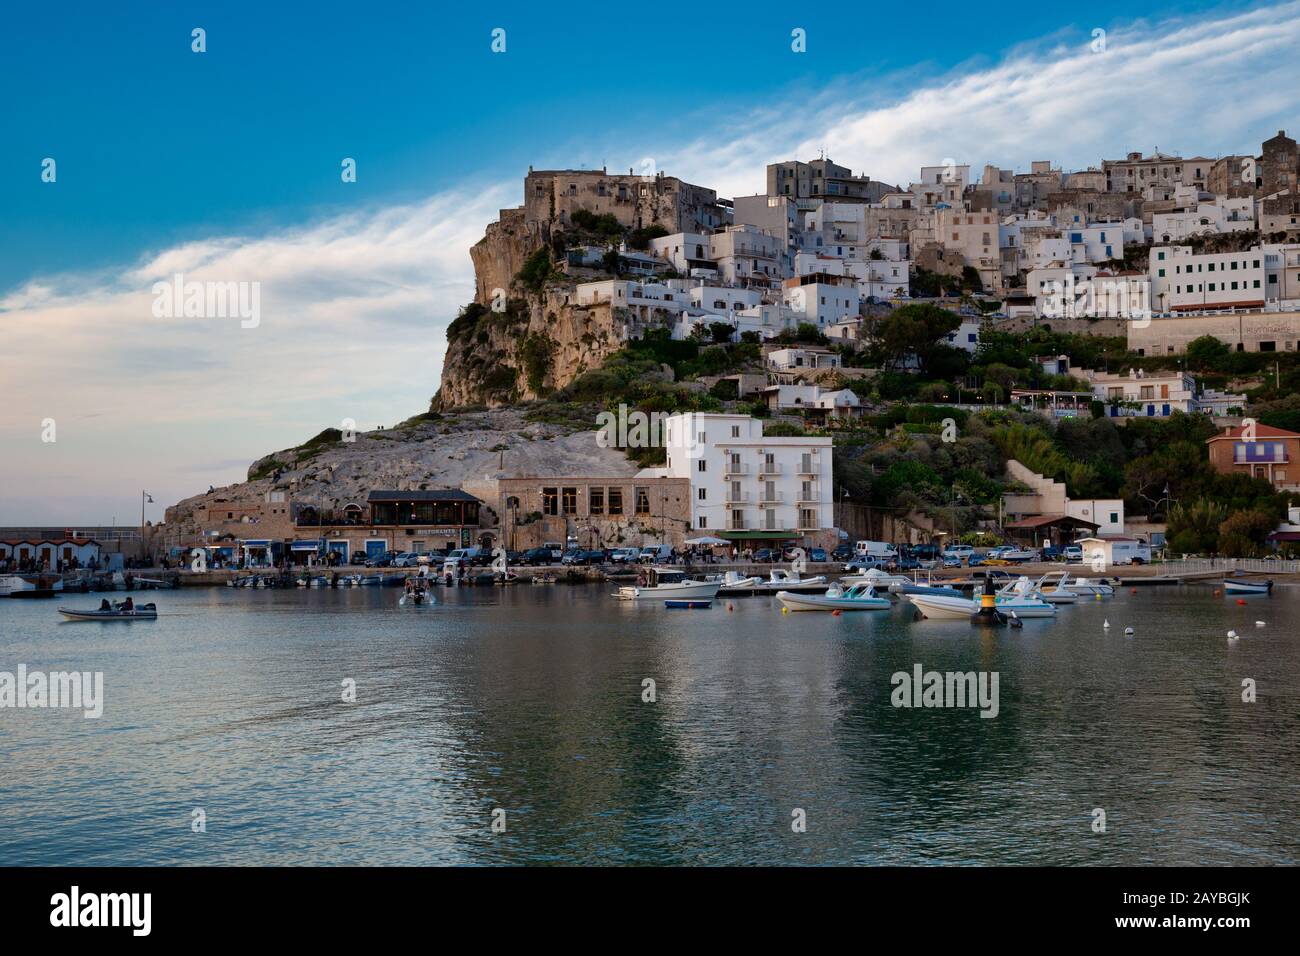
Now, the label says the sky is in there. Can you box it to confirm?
[1,0,1297,525]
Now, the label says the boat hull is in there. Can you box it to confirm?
[618,581,722,601]
[907,594,1056,619]
[777,590,891,611]
[58,606,157,621]
[1223,579,1272,594]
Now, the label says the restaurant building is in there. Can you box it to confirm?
[495,476,691,550]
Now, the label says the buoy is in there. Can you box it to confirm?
[1103,619,1110,629]
[832,609,842,617]
[1130,588,1137,595]
[727,603,734,612]
[1213,589,1221,596]
[1124,626,1134,636]
[1256,620,1266,628]
[1227,629,1239,640]
[1237,599,1247,606]
[971,575,1006,626]
[1094,593,1102,600]
[1009,611,1024,629]
[782,607,789,614]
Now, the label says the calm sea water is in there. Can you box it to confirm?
[1,580,1297,866]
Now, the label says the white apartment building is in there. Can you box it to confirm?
[687,284,763,314]
[761,384,862,419]
[945,320,983,352]
[782,276,860,327]
[846,257,910,300]
[647,232,715,275]
[1149,245,1266,313]
[1262,243,1300,309]
[732,302,801,340]
[709,224,783,288]
[575,279,691,319]
[662,413,835,543]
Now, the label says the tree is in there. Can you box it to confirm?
[868,304,962,375]
[1185,334,1232,371]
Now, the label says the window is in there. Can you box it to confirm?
[589,487,604,515]
[635,487,650,515]
[608,487,624,515]
[697,488,707,500]
[698,516,708,528]
[542,487,558,516]
[697,460,707,473]
[731,425,740,438]
[561,487,577,516]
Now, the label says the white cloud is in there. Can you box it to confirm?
[658,2,1300,195]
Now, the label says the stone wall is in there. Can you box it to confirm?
[1127,311,1300,354]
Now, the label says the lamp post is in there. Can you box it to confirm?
[140,491,153,564]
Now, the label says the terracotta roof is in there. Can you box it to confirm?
[1206,424,1300,441]
[1004,514,1099,529]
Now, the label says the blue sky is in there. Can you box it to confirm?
[0,0,1294,524]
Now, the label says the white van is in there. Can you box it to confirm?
[639,544,673,564]
[1109,539,1152,565]
[854,540,898,560]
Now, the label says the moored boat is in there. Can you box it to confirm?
[1,574,65,599]
[907,577,1056,620]
[777,583,891,611]
[753,568,827,594]
[617,567,721,601]
[1223,578,1273,595]
[715,570,762,594]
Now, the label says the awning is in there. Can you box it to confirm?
[684,536,729,546]
[291,539,325,551]
[717,530,801,540]
[241,540,271,547]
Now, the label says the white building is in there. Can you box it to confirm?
[1149,245,1267,313]
[761,385,862,419]
[709,224,783,288]
[767,347,842,372]
[1080,368,1199,418]
[647,232,715,275]
[661,412,835,543]
[782,276,860,327]
[945,320,983,352]
[1152,197,1256,242]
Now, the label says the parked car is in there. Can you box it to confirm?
[809,547,827,563]
[562,549,606,566]
[752,549,780,563]
[609,547,641,564]
[391,552,422,568]
[894,555,921,571]
[942,544,975,560]
[1063,544,1084,563]
[845,558,888,573]
[517,547,553,566]
[831,544,853,562]
[967,553,985,567]
[365,550,400,568]
[349,552,368,565]
[445,547,487,568]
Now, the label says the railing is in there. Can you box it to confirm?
[724,462,750,477]
[1155,556,1300,574]
[726,520,748,531]
[758,462,783,477]
[797,464,821,476]
[758,491,785,505]
[797,492,821,503]
[724,492,752,506]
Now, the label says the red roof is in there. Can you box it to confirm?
[1207,424,1300,442]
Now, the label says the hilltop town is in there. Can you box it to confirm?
[40,130,1298,574]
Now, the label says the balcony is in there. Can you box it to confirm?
[725,491,752,506]
[724,461,750,478]
[796,463,821,477]
[726,519,749,531]
[758,462,783,478]
[797,491,821,504]
[758,491,785,506]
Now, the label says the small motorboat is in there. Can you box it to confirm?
[59,602,158,621]
[1223,578,1273,595]
[1033,571,1078,604]
[839,567,911,590]
[777,583,891,611]
[1065,576,1114,597]
[907,577,1056,620]
[617,567,721,601]
[716,570,762,595]
[753,568,828,594]
[399,590,435,606]
[1,574,65,599]
[358,575,383,586]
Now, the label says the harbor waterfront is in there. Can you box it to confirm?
[2,583,1297,866]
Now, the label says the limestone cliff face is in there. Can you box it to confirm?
[468,208,545,305]
[433,286,633,409]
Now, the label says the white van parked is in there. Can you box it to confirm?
[639,544,673,564]
[854,540,899,560]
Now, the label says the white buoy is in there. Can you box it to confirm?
[1256,621,1266,628]
[1228,629,1239,640]
[1124,626,1134,636]
[1103,619,1111,630]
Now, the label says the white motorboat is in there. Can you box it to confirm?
[0,574,64,598]
[753,568,827,594]
[1032,571,1078,604]
[777,583,891,611]
[839,567,911,590]
[907,577,1056,620]
[617,567,722,602]
[399,590,436,606]
[1065,576,1114,596]
[716,570,762,594]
